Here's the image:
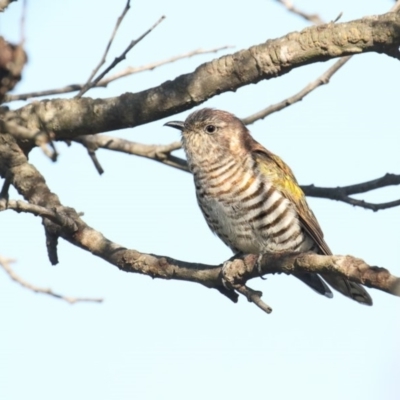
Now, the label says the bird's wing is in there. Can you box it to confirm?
[252,145,332,255]
[252,144,372,305]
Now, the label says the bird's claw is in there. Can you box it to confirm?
[256,254,267,280]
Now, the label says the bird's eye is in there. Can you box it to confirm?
[205,124,217,134]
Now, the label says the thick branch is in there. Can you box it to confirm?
[4,11,400,139]
[223,253,400,298]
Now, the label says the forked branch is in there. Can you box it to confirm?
[302,173,400,211]
[5,11,400,139]
[4,46,233,102]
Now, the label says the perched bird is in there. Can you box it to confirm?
[165,108,372,305]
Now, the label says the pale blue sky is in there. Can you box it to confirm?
[1,1,399,399]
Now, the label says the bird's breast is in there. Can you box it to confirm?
[192,155,307,253]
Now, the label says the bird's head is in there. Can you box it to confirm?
[164,108,252,163]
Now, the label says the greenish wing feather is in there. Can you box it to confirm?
[253,148,332,256]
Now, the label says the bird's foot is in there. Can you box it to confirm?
[256,254,267,280]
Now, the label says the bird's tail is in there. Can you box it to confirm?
[294,272,333,298]
[321,274,373,305]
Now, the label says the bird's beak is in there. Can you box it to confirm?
[164,121,185,131]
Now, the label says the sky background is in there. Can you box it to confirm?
[1,1,399,399]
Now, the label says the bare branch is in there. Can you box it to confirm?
[233,284,273,314]
[333,197,400,211]
[86,147,104,175]
[7,11,400,139]
[302,173,400,211]
[0,175,11,201]
[76,0,131,98]
[242,56,351,125]
[1,120,58,160]
[72,135,399,211]
[73,135,188,171]
[75,15,166,99]
[275,0,324,25]
[0,255,103,304]
[4,46,233,102]
[0,199,79,232]
[222,252,400,312]
[0,136,398,314]
[243,0,400,125]
[244,0,337,125]
[100,46,233,85]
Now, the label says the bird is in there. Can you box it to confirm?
[165,108,372,305]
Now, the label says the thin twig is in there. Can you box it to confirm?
[73,135,400,211]
[244,1,345,125]
[75,14,166,99]
[73,135,187,171]
[242,56,351,125]
[4,46,233,102]
[0,175,11,201]
[245,1,400,124]
[275,0,324,25]
[45,228,59,265]
[78,136,105,174]
[337,197,400,211]
[75,0,131,98]
[302,173,400,211]
[0,255,103,304]
[234,284,273,314]
[334,173,400,195]
[0,199,78,232]
[19,0,27,45]
[86,148,104,175]
[100,45,233,84]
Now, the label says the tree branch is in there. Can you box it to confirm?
[3,10,400,139]
[67,134,400,212]
[301,173,400,211]
[243,1,400,124]
[275,0,324,25]
[0,254,103,304]
[242,56,351,125]
[0,199,78,231]
[68,134,400,211]
[75,0,131,98]
[4,46,233,102]
[75,14,165,99]
[73,135,187,171]
[0,134,398,314]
